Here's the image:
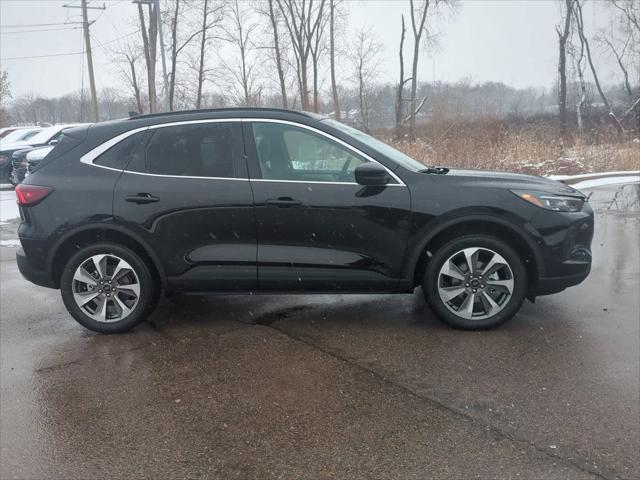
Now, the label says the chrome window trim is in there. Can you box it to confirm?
[79,126,149,166]
[79,117,406,186]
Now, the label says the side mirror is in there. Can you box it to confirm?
[48,139,59,146]
[354,162,390,186]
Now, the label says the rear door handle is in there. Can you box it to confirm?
[265,197,301,208]
[125,193,159,204]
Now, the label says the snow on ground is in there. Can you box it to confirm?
[571,176,640,190]
[0,239,21,247]
[0,190,19,224]
[548,171,640,182]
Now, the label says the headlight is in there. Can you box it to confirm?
[0,154,8,166]
[511,190,584,212]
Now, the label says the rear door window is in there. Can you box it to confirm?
[94,131,148,170]
[143,123,235,178]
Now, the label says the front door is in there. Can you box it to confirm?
[113,120,256,292]
[244,120,411,292]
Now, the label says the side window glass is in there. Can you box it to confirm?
[144,123,235,178]
[94,131,147,170]
[251,122,367,182]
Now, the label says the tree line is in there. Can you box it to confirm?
[1,0,638,138]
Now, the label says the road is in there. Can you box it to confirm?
[1,183,638,479]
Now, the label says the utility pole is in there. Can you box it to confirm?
[63,1,105,122]
[133,0,170,111]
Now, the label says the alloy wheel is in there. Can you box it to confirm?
[437,247,514,320]
[72,254,141,323]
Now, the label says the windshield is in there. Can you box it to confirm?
[26,126,62,144]
[321,118,426,172]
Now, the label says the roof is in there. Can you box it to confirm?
[130,107,318,121]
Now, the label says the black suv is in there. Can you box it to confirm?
[16,108,593,333]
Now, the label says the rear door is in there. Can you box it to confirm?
[244,120,411,292]
[113,120,256,292]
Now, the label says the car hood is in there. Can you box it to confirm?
[0,140,36,153]
[26,146,54,160]
[444,168,586,198]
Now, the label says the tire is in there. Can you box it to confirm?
[423,234,528,330]
[60,242,159,334]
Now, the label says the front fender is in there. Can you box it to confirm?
[401,209,545,284]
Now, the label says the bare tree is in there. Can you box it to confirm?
[266,0,289,108]
[329,0,340,118]
[0,71,11,127]
[567,18,587,134]
[166,0,217,110]
[276,0,327,110]
[598,35,633,98]
[307,0,328,112]
[574,0,625,134]
[395,14,408,139]
[408,0,430,139]
[350,29,384,132]
[556,0,574,139]
[601,0,640,133]
[138,2,158,112]
[221,0,262,106]
[112,42,145,114]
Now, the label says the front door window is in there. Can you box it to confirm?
[251,122,368,183]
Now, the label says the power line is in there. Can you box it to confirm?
[0,26,82,35]
[0,51,84,61]
[0,29,139,61]
[1,22,81,28]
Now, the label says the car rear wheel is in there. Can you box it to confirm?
[60,243,159,333]
[423,235,528,330]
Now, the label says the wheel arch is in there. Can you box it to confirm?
[407,215,543,290]
[48,224,167,289]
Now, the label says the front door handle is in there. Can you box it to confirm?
[125,193,159,204]
[265,197,301,207]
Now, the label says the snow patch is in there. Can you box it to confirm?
[571,176,640,190]
[0,190,19,223]
[0,239,21,248]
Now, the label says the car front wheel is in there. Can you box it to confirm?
[60,243,158,333]
[423,235,528,330]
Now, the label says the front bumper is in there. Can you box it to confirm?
[530,202,594,296]
[16,247,57,289]
[534,265,591,296]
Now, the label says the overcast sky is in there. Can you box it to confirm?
[0,0,622,99]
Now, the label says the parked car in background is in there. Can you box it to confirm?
[0,127,42,145]
[0,127,20,139]
[10,148,34,184]
[15,108,593,334]
[25,145,55,178]
[1,124,86,184]
[12,145,55,184]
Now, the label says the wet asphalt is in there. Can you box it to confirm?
[1,184,638,480]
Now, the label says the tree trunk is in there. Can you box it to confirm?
[358,60,368,132]
[556,0,573,139]
[395,15,406,140]
[129,58,143,114]
[196,0,209,109]
[268,0,287,108]
[169,0,180,111]
[329,0,339,119]
[575,0,624,134]
[138,3,157,113]
[409,0,429,140]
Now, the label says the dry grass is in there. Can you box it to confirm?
[380,115,640,176]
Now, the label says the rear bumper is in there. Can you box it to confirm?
[16,247,57,289]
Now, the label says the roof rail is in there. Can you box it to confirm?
[129,107,313,120]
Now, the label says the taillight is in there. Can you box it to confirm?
[15,184,53,206]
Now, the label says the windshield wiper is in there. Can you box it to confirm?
[418,166,449,174]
